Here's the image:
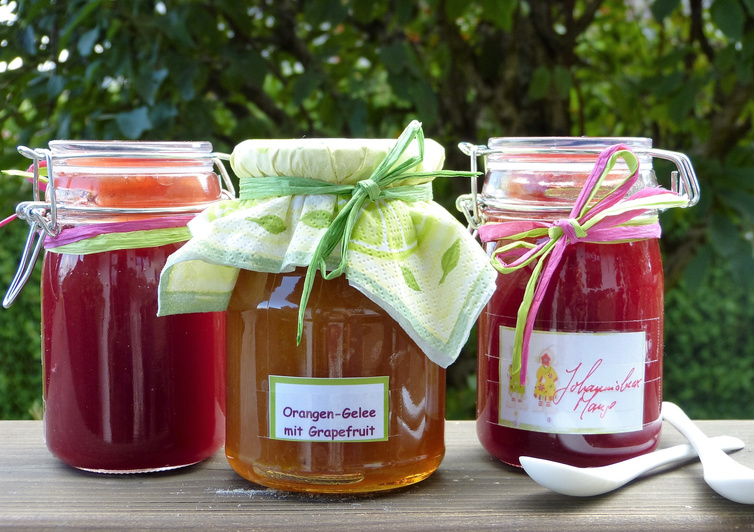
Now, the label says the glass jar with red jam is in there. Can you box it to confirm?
[5,141,232,473]
[457,137,699,468]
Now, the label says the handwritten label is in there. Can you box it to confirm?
[497,326,646,434]
[269,376,389,442]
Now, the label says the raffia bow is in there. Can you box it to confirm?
[237,120,479,343]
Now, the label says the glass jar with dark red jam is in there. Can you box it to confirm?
[458,137,699,468]
[5,141,231,473]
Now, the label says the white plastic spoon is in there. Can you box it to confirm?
[520,424,744,496]
[661,401,754,504]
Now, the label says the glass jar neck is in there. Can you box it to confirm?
[49,141,215,175]
[486,136,652,153]
[46,141,222,224]
[480,137,657,217]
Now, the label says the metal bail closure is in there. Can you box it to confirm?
[210,153,236,199]
[3,147,60,308]
[640,148,700,208]
[3,216,45,308]
[456,142,492,231]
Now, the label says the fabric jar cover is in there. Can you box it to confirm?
[157,122,497,368]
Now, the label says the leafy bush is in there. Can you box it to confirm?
[664,259,754,419]
[2,0,754,420]
[0,171,42,419]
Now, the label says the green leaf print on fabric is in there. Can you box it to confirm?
[300,209,333,230]
[440,238,461,284]
[248,214,287,234]
[401,265,422,292]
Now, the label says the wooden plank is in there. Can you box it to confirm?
[0,420,753,530]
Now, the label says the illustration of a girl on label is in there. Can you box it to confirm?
[533,348,558,410]
[506,362,527,409]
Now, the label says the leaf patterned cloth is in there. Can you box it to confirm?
[157,134,497,368]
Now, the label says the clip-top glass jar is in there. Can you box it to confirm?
[458,137,699,468]
[4,141,233,473]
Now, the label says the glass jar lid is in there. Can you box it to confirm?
[482,137,656,213]
[456,137,699,227]
[49,141,215,175]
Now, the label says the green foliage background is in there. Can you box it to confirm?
[1,0,754,420]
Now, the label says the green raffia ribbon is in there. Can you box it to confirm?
[238,176,434,203]
[237,120,479,343]
[46,226,191,255]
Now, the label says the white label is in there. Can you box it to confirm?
[269,376,389,442]
[498,326,646,434]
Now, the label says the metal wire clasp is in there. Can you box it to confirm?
[3,147,60,308]
[456,142,496,231]
[210,152,236,199]
[640,148,700,208]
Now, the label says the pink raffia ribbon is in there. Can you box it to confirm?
[477,144,687,384]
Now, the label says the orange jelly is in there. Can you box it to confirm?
[225,268,446,493]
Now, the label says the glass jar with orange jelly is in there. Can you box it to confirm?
[457,138,699,468]
[4,141,232,473]
[157,122,497,492]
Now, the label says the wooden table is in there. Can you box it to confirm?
[1,420,752,530]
